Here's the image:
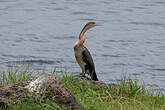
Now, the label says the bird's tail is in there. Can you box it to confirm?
[92,70,99,81]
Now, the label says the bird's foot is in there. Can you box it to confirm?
[80,72,86,77]
[75,73,83,77]
[75,73,86,78]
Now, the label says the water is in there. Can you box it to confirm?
[0,0,165,92]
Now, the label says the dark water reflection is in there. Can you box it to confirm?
[0,0,165,93]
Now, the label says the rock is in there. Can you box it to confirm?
[26,73,82,109]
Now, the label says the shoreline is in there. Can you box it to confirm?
[0,67,165,110]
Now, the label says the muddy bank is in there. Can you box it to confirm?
[0,73,82,110]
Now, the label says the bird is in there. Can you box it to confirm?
[74,22,100,81]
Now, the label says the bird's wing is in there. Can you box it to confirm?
[82,46,95,71]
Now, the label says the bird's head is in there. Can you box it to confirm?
[84,22,101,31]
[80,22,101,36]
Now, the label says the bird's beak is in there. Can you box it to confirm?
[95,24,101,26]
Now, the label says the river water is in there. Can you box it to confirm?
[0,0,165,92]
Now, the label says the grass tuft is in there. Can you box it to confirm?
[0,65,32,85]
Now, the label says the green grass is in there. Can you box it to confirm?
[0,65,32,85]
[0,66,165,110]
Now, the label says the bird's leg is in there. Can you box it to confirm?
[79,70,86,77]
[82,72,86,77]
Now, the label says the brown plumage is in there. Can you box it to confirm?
[74,22,100,81]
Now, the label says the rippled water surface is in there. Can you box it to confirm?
[0,0,165,92]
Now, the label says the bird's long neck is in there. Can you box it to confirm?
[74,32,85,49]
[76,25,89,47]
[74,24,92,48]
[79,24,89,39]
[78,34,85,46]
